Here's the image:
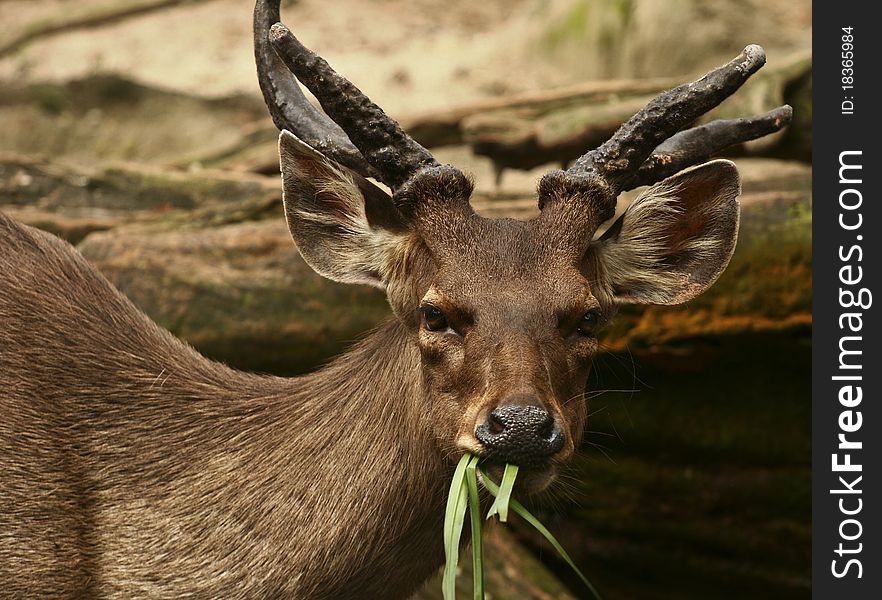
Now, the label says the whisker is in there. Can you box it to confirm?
[584,429,617,438]
[585,388,640,399]
[584,441,617,464]
[609,414,625,443]
[587,405,610,418]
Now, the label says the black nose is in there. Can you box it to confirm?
[475,405,565,465]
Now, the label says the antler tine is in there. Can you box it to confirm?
[625,104,793,191]
[268,23,439,190]
[253,0,374,178]
[568,44,768,194]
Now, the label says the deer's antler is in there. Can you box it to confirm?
[540,45,792,219]
[253,0,375,178]
[625,105,793,190]
[254,0,440,190]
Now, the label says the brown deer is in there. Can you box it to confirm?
[0,1,790,597]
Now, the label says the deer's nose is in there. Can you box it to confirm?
[475,404,565,465]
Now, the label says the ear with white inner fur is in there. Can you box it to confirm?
[279,130,410,289]
[588,159,741,305]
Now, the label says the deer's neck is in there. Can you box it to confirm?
[220,318,450,598]
[2,219,449,598]
[77,316,448,598]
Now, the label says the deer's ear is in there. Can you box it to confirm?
[590,160,741,305]
[279,131,410,289]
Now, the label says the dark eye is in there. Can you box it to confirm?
[577,310,601,337]
[420,305,449,332]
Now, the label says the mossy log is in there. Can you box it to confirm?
[2,155,810,374]
[78,219,390,376]
[399,78,676,148]
[0,154,280,243]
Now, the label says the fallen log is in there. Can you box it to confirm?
[1,155,809,373]
[399,77,676,148]
[399,51,811,181]
[41,158,809,373]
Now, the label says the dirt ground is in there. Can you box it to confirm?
[1,0,811,112]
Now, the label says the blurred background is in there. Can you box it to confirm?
[0,0,811,598]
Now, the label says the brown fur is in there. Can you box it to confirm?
[0,214,446,598]
[0,132,739,597]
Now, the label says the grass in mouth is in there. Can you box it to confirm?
[443,453,602,600]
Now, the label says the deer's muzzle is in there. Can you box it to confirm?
[475,404,565,465]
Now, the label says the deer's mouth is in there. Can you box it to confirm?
[479,460,557,496]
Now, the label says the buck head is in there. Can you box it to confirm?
[255,1,790,492]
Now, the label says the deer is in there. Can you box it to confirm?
[0,1,791,597]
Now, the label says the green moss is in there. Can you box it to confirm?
[28,83,70,115]
[542,0,591,49]
[599,0,633,51]
[541,0,633,59]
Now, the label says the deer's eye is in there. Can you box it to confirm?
[577,310,601,337]
[421,305,449,332]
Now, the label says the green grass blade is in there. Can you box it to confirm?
[479,466,602,600]
[507,497,602,600]
[464,455,484,600]
[443,454,471,600]
[444,454,470,555]
[485,463,518,522]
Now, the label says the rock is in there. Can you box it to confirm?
[466,95,656,181]
[0,75,265,167]
[0,0,216,59]
[535,0,810,83]
[206,79,678,176]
